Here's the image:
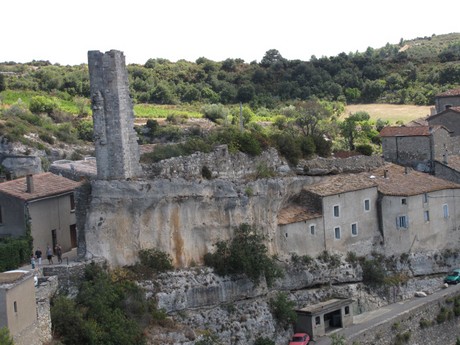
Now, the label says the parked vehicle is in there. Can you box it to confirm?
[444,269,460,284]
[289,333,310,345]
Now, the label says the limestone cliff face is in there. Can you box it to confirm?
[83,176,321,267]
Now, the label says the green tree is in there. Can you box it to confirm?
[269,292,297,329]
[29,95,58,115]
[0,74,5,92]
[204,224,283,286]
[284,99,333,137]
[0,327,14,345]
[52,263,146,345]
[340,111,371,151]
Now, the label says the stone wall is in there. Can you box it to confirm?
[143,145,291,180]
[81,176,319,267]
[13,276,58,345]
[348,288,460,345]
[299,155,385,175]
[88,50,141,180]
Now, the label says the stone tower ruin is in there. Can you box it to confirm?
[88,50,141,180]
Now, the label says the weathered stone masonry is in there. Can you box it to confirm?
[88,50,141,180]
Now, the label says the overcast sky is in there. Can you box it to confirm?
[2,0,459,66]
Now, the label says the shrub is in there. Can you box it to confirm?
[0,327,14,345]
[419,318,432,329]
[269,292,297,329]
[76,119,93,141]
[202,166,212,179]
[255,163,276,179]
[254,337,275,345]
[201,103,229,123]
[138,248,173,273]
[52,263,146,345]
[0,236,32,271]
[204,224,283,286]
[356,143,373,156]
[39,132,55,144]
[317,250,341,268]
[29,95,58,115]
[330,334,346,345]
[362,258,386,287]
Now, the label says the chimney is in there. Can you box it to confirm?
[26,174,34,193]
[405,166,409,174]
[384,169,388,178]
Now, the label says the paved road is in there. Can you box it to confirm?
[311,283,460,345]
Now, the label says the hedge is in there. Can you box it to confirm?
[0,237,33,271]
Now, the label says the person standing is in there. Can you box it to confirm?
[31,254,35,270]
[55,244,62,264]
[46,245,53,265]
[35,248,42,267]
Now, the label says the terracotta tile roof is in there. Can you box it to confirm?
[278,163,460,225]
[379,126,432,137]
[368,164,460,196]
[0,172,81,202]
[278,204,322,225]
[304,173,378,197]
[436,88,460,97]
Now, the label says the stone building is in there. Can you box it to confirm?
[0,173,81,253]
[277,173,380,257]
[434,87,460,113]
[276,163,460,257]
[379,125,452,172]
[0,270,37,345]
[88,50,141,180]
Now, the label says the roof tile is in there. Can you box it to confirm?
[0,172,81,201]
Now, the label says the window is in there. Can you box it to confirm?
[310,224,315,235]
[424,210,430,222]
[70,193,75,211]
[443,204,449,218]
[398,215,408,229]
[364,199,370,211]
[334,227,341,239]
[14,301,17,313]
[401,198,407,205]
[423,193,428,204]
[345,306,350,315]
[333,205,340,217]
[351,223,358,236]
[315,316,321,325]
[285,232,288,238]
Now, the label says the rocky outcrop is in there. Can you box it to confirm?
[299,155,385,175]
[82,176,321,267]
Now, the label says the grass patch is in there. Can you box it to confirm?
[133,104,202,118]
[343,104,431,123]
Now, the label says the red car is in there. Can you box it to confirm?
[289,333,310,345]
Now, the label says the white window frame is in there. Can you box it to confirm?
[351,223,358,236]
[443,204,449,218]
[423,193,428,204]
[424,210,430,222]
[397,215,408,229]
[333,205,340,218]
[334,226,341,239]
[364,199,370,212]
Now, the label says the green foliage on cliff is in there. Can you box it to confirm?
[204,224,283,286]
[269,292,297,329]
[51,263,147,345]
[0,327,14,345]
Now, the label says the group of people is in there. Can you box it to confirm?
[30,244,63,269]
